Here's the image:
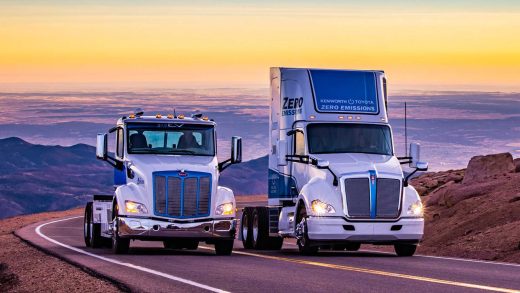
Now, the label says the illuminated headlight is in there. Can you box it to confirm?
[311,199,336,215]
[125,200,148,214]
[407,200,424,217]
[215,202,234,216]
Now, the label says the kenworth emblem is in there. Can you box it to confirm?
[179,170,187,177]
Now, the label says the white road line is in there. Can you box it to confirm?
[35,216,230,293]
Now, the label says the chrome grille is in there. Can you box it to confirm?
[154,172,211,218]
[376,178,401,218]
[344,178,370,217]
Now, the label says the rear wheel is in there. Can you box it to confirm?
[296,205,318,255]
[251,208,269,249]
[84,202,103,248]
[394,243,417,256]
[214,239,234,255]
[240,207,254,249]
[112,202,130,254]
[345,243,361,251]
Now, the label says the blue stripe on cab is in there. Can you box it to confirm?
[369,170,377,219]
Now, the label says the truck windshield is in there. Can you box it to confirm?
[126,123,215,156]
[307,123,393,155]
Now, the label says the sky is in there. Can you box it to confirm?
[0,0,519,90]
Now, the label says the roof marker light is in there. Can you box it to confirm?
[347,116,353,120]
[156,114,162,118]
[202,116,209,121]
[128,114,136,119]
[167,114,174,119]
[356,116,361,120]
[381,117,386,121]
[338,116,344,120]
[309,115,316,119]
[178,114,185,119]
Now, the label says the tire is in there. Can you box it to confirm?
[240,207,254,249]
[251,207,270,249]
[84,203,92,247]
[394,243,417,256]
[214,239,234,255]
[84,202,103,248]
[345,243,361,252]
[296,205,318,255]
[164,240,199,250]
[267,236,284,250]
[112,202,130,254]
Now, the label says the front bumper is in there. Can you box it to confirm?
[117,216,237,240]
[306,216,424,244]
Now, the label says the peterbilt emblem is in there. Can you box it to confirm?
[179,170,187,177]
[370,174,376,183]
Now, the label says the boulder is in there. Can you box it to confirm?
[462,153,515,184]
[514,158,520,173]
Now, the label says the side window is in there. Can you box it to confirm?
[294,130,305,156]
[116,128,124,159]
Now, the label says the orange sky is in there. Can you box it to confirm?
[0,2,519,91]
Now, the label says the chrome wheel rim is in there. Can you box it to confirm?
[252,214,259,242]
[242,214,249,240]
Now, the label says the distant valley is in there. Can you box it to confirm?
[0,137,266,219]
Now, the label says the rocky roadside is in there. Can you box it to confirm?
[411,153,520,263]
[0,208,122,292]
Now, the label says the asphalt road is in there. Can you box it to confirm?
[16,200,520,293]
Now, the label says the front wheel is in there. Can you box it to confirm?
[214,239,234,255]
[295,206,318,255]
[394,243,417,256]
[112,202,130,254]
[240,207,254,249]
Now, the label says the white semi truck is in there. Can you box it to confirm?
[84,111,242,255]
[240,68,428,256]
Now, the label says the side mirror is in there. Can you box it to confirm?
[409,142,421,168]
[316,160,330,169]
[277,140,287,166]
[96,133,108,160]
[416,161,428,171]
[231,136,242,164]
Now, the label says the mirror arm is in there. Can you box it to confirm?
[404,165,428,187]
[218,158,232,172]
[105,155,124,171]
[309,158,338,186]
[398,156,412,165]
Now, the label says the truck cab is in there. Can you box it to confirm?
[240,68,427,256]
[84,111,242,255]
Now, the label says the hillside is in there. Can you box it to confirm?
[0,137,266,219]
[411,153,520,262]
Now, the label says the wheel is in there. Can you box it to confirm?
[267,236,284,250]
[240,207,254,249]
[345,243,361,252]
[295,205,318,255]
[251,207,270,249]
[214,239,234,255]
[112,202,130,254]
[84,202,103,248]
[164,240,199,250]
[394,243,417,256]
[84,203,92,247]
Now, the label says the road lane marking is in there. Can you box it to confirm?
[199,246,520,293]
[35,217,230,293]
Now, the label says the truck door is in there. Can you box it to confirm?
[290,128,309,193]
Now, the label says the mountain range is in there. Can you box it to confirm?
[0,137,266,219]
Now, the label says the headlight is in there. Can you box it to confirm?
[311,199,336,215]
[407,200,423,217]
[125,200,148,214]
[215,202,234,216]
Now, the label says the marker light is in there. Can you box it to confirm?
[338,116,344,120]
[129,114,136,119]
[202,116,209,121]
[311,199,336,215]
[156,114,162,118]
[407,200,424,217]
[215,202,234,216]
[178,114,185,119]
[167,114,174,119]
[309,115,316,119]
[347,116,353,120]
[356,116,361,120]
[125,200,148,214]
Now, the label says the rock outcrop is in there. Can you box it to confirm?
[462,152,515,184]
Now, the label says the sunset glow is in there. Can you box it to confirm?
[1,1,519,90]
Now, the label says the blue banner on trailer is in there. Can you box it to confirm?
[310,70,379,114]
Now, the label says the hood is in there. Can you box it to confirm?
[312,153,403,178]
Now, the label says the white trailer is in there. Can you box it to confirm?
[240,68,428,256]
[84,111,242,255]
